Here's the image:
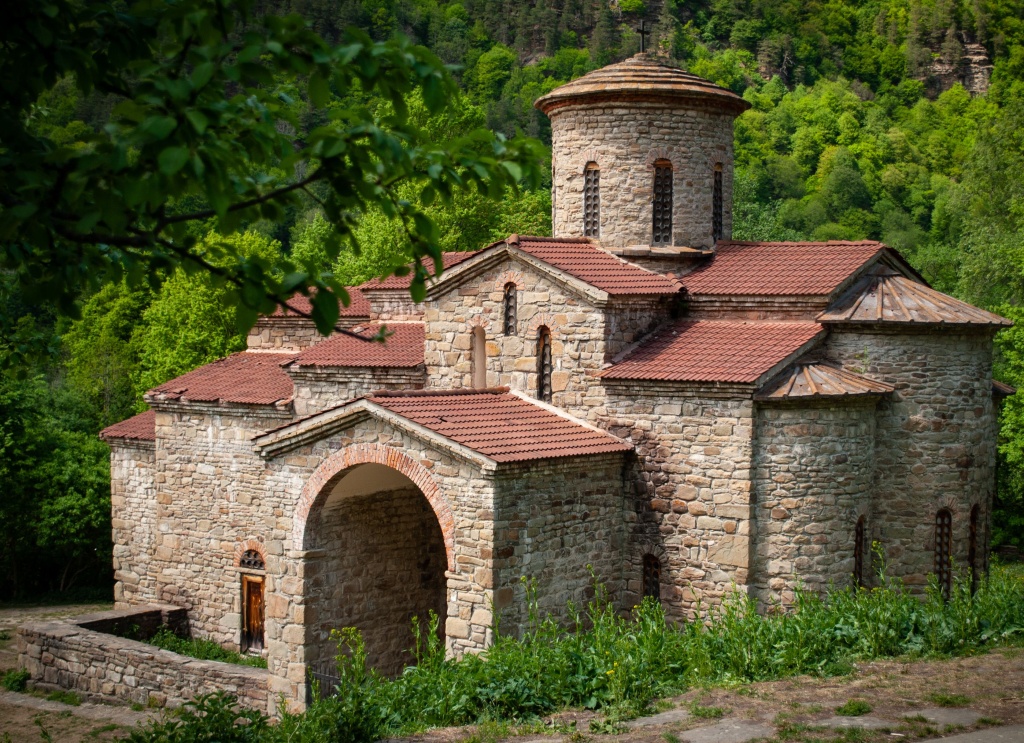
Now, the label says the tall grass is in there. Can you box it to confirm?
[132,564,1024,743]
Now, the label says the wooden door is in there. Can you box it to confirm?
[241,576,264,652]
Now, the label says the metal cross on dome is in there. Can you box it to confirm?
[638,19,650,52]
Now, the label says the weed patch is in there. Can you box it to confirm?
[835,699,872,716]
[928,692,971,707]
[1,669,30,692]
[147,627,267,668]
[46,690,82,706]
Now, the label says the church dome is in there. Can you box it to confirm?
[534,53,750,116]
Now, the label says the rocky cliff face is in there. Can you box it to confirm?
[926,40,994,97]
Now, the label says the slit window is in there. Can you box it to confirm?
[935,508,953,599]
[642,554,661,602]
[503,283,517,336]
[584,163,600,237]
[854,516,866,587]
[652,160,673,245]
[537,326,552,403]
[241,575,264,652]
[712,163,724,242]
[472,326,486,389]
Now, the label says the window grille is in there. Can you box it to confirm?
[503,283,517,336]
[642,554,661,602]
[969,505,980,594]
[712,164,724,242]
[652,160,673,245]
[537,327,552,402]
[935,508,953,599]
[240,549,265,570]
[584,163,600,237]
[854,516,866,587]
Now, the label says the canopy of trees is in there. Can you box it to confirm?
[3,0,1024,599]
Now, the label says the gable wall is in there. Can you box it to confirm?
[289,368,426,417]
[110,442,157,608]
[825,327,997,590]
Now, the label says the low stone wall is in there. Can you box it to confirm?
[17,605,269,712]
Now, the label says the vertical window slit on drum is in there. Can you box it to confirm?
[712,163,724,242]
[652,160,673,245]
[584,163,600,237]
[935,508,953,599]
[537,326,552,402]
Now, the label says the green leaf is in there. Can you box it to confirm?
[140,116,178,141]
[158,147,190,176]
[308,71,330,108]
[185,110,209,135]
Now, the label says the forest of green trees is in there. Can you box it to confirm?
[3,0,1024,599]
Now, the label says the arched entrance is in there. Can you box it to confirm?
[301,457,451,677]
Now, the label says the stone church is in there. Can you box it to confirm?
[101,53,1010,707]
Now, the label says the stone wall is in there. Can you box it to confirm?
[752,400,877,604]
[826,327,997,589]
[601,384,755,620]
[288,368,426,416]
[548,101,735,249]
[313,486,448,676]
[364,291,424,322]
[18,606,268,712]
[110,442,157,608]
[491,454,630,634]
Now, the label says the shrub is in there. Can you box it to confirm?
[126,692,267,743]
[1,669,29,692]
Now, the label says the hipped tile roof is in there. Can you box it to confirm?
[359,252,479,290]
[100,410,156,442]
[147,352,295,406]
[601,321,824,383]
[290,324,425,368]
[755,362,894,400]
[512,236,681,295]
[271,288,370,318]
[680,241,885,296]
[369,388,633,463]
[818,272,1012,326]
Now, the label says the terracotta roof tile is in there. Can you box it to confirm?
[100,410,156,442]
[755,362,894,400]
[513,236,681,295]
[535,53,749,115]
[147,352,295,405]
[818,271,1012,326]
[994,380,1016,398]
[680,241,885,297]
[271,288,370,318]
[359,252,479,291]
[370,388,633,463]
[601,321,824,383]
[291,324,424,368]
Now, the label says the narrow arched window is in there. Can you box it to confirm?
[503,283,517,336]
[854,516,867,588]
[472,326,486,389]
[935,508,953,599]
[969,504,980,594]
[652,160,673,245]
[712,163,724,242]
[642,554,661,602]
[583,162,600,237]
[536,326,552,402]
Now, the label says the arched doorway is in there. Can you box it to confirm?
[305,462,449,676]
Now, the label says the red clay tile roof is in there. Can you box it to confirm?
[755,362,894,400]
[534,53,749,116]
[271,288,370,318]
[512,236,681,295]
[291,324,424,368]
[601,321,825,383]
[369,388,633,463]
[100,410,156,442]
[359,252,479,290]
[680,241,885,297]
[818,271,1012,326]
[147,352,295,405]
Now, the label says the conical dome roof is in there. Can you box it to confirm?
[535,53,750,116]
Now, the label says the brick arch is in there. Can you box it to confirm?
[495,270,525,292]
[578,150,602,173]
[468,314,491,330]
[527,313,559,335]
[293,443,456,571]
[233,539,266,568]
[645,148,675,168]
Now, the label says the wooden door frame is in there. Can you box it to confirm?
[241,574,265,652]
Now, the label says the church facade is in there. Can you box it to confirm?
[101,54,1010,710]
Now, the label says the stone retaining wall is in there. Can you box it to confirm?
[17,605,269,712]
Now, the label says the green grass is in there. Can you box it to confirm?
[835,699,872,717]
[146,628,268,668]
[45,690,82,706]
[928,692,971,707]
[125,564,1024,743]
[1,669,30,692]
[689,702,726,719]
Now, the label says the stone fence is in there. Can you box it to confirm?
[17,604,268,712]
